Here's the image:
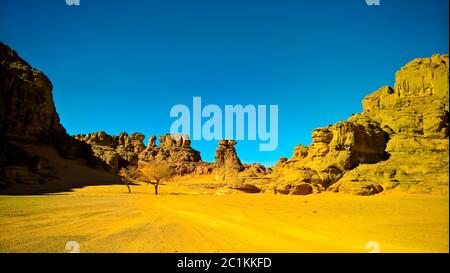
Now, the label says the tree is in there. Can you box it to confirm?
[118,167,139,193]
[140,164,174,195]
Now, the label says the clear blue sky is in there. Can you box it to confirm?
[1,0,448,165]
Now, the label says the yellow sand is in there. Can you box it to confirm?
[0,178,448,253]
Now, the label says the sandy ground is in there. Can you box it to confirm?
[0,177,448,253]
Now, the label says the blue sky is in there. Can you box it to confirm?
[1,0,448,165]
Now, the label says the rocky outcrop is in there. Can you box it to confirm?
[211,122,388,194]
[330,54,449,195]
[224,54,448,196]
[266,116,389,195]
[271,54,449,195]
[74,131,147,172]
[214,140,244,170]
[74,132,207,175]
[42,52,450,196]
[0,42,65,142]
[0,42,112,189]
[214,140,244,184]
[139,134,206,175]
[213,140,272,193]
[139,134,201,164]
[2,40,446,196]
[0,42,89,160]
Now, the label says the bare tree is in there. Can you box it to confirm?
[140,164,174,195]
[118,168,133,193]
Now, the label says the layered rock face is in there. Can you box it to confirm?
[0,42,106,188]
[0,42,65,142]
[330,54,449,195]
[272,54,449,195]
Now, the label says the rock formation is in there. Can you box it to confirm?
[0,42,114,189]
[214,140,244,170]
[74,131,147,172]
[268,116,389,195]
[0,43,65,142]
[214,140,244,184]
[269,54,449,195]
[2,40,447,196]
[215,54,448,196]
[139,134,207,175]
[214,140,270,193]
[329,54,449,195]
[74,132,211,175]
[139,134,201,164]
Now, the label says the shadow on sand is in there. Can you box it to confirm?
[0,174,136,196]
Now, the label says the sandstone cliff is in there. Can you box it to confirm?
[0,42,119,192]
[330,54,449,195]
[267,54,449,195]
[0,43,64,142]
